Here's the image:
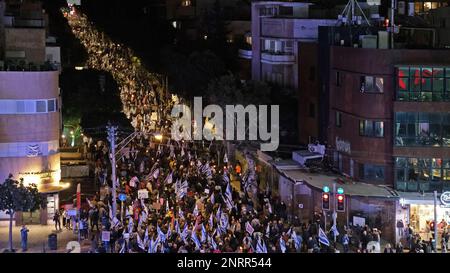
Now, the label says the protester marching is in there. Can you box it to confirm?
[76,132,357,254]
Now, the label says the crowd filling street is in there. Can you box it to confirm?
[31,134,446,254]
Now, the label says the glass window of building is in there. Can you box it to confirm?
[360,76,384,93]
[36,101,46,113]
[361,164,385,181]
[397,66,450,101]
[359,120,384,137]
[336,111,342,127]
[395,112,448,147]
[395,157,450,192]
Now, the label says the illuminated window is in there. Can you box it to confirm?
[360,76,384,93]
[245,35,252,45]
[181,0,192,7]
[359,120,384,137]
[395,157,450,192]
[396,66,450,102]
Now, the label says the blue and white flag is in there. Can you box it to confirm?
[201,224,207,243]
[256,238,267,253]
[148,236,160,253]
[164,172,173,184]
[265,224,270,238]
[279,237,286,253]
[209,213,214,228]
[178,207,184,220]
[330,224,340,237]
[175,219,181,235]
[180,224,188,241]
[157,225,166,243]
[143,228,149,246]
[193,203,199,218]
[215,205,222,222]
[222,172,230,184]
[210,193,215,204]
[318,227,330,246]
[191,229,201,249]
[136,232,146,251]
[128,218,134,233]
[210,235,218,250]
[291,231,301,250]
[245,222,254,236]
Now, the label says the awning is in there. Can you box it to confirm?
[279,169,399,199]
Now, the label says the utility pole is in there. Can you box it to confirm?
[332,183,337,243]
[107,124,118,218]
[434,190,438,251]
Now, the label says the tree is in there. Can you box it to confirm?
[0,175,46,252]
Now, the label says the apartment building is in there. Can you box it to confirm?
[0,0,66,226]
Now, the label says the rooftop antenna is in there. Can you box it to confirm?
[339,0,371,26]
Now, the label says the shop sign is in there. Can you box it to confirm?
[440,192,450,207]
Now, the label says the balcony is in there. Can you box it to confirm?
[4,16,45,28]
[261,52,295,64]
[238,49,253,60]
[396,180,450,192]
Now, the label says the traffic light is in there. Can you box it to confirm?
[322,192,330,210]
[336,194,345,212]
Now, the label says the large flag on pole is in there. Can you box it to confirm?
[279,237,286,253]
[318,227,330,246]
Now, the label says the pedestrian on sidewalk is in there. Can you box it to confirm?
[53,210,62,231]
[20,225,29,251]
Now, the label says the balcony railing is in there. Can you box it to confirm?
[4,16,45,28]
[238,49,253,59]
[261,51,295,64]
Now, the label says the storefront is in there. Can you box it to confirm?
[396,194,450,245]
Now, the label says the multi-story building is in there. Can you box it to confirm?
[0,0,66,226]
[321,21,450,241]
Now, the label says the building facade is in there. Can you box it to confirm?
[0,0,66,226]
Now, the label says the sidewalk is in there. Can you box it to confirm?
[0,225,91,253]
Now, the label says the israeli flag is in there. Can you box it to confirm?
[291,231,301,250]
[164,172,173,184]
[128,218,134,233]
[265,224,270,238]
[279,237,286,253]
[210,193,215,204]
[223,153,228,164]
[193,204,199,218]
[256,238,267,253]
[191,230,201,249]
[201,224,207,243]
[178,207,185,220]
[136,232,146,251]
[210,235,218,250]
[215,205,222,222]
[209,213,214,228]
[318,227,330,246]
[175,219,181,235]
[181,224,188,241]
[330,224,340,237]
[222,172,230,184]
[143,228,149,246]
[157,225,166,243]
